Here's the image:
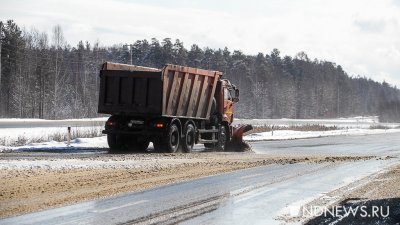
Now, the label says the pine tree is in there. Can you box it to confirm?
[1,20,400,120]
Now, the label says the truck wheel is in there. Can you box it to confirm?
[107,134,122,153]
[216,125,227,151]
[154,124,180,153]
[182,124,195,153]
[204,143,215,149]
[153,140,169,153]
[129,139,150,152]
[166,124,180,153]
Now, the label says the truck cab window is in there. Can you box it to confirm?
[224,88,232,100]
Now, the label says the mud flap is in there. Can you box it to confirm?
[226,125,253,152]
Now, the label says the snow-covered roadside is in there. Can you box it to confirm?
[235,116,400,129]
[275,159,400,224]
[275,159,400,225]
[1,128,399,153]
[0,136,108,152]
[244,128,400,141]
[0,126,104,147]
[1,116,399,152]
[1,116,398,147]
[0,117,108,128]
[0,117,107,147]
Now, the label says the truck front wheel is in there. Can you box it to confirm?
[216,125,227,151]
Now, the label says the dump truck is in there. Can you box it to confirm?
[98,62,252,153]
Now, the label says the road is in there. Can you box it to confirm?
[1,132,400,225]
[251,132,400,156]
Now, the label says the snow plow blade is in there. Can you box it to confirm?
[226,125,253,152]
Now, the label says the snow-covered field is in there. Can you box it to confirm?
[235,116,400,129]
[0,126,104,147]
[244,128,400,141]
[0,117,107,128]
[1,116,400,151]
[0,118,107,147]
[5,136,109,151]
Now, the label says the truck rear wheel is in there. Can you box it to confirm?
[154,123,180,153]
[204,143,215,149]
[108,134,150,153]
[167,124,180,153]
[182,124,195,153]
[107,133,122,153]
[128,139,150,152]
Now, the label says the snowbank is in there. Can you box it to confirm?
[0,126,104,147]
[235,116,400,129]
[0,136,108,152]
[244,128,400,141]
[1,117,400,152]
[0,117,107,128]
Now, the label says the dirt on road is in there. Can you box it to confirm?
[0,152,378,218]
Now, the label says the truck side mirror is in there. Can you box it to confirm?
[233,89,239,103]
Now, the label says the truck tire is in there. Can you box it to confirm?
[204,143,215,149]
[167,124,180,153]
[154,123,180,153]
[107,133,122,153]
[216,125,227,151]
[129,139,150,152]
[108,134,149,153]
[182,124,195,153]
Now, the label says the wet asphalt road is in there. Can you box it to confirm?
[251,132,400,157]
[2,132,400,225]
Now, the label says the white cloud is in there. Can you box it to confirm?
[0,0,399,86]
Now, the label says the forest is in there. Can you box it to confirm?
[1,20,399,121]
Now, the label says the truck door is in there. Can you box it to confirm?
[223,87,234,124]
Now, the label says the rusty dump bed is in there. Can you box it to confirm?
[98,62,222,120]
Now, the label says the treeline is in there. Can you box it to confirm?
[1,20,400,121]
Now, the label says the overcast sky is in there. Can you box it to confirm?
[1,0,400,86]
